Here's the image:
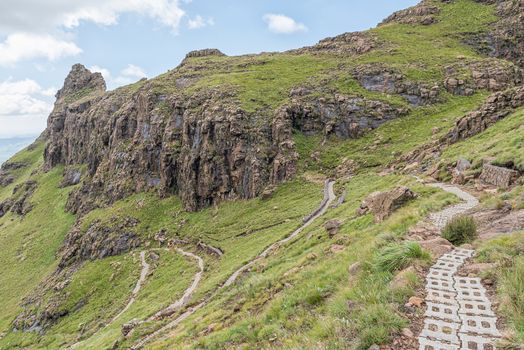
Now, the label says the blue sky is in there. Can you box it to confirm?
[0,0,418,138]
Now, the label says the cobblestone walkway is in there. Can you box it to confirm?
[419,184,501,350]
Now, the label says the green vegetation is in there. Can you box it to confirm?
[442,215,478,245]
[372,242,431,273]
[2,0,520,349]
[476,234,524,347]
[442,107,524,172]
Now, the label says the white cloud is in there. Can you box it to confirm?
[0,78,54,116]
[121,64,147,79]
[0,0,187,34]
[0,0,188,66]
[90,65,112,81]
[263,14,308,34]
[90,64,147,88]
[188,15,214,29]
[0,33,82,67]
[0,78,54,137]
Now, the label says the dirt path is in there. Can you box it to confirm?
[68,250,152,349]
[224,180,336,287]
[151,249,204,320]
[131,180,336,349]
[418,184,502,350]
[69,248,204,350]
[110,251,151,323]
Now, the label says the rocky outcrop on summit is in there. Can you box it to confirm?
[380,2,440,26]
[296,32,379,56]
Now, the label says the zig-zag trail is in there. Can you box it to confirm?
[131,180,336,349]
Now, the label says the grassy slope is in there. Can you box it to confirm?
[1,0,519,349]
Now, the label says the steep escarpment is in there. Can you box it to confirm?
[42,61,408,214]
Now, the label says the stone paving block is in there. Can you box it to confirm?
[426,278,455,292]
[433,259,462,272]
[439,253,468,263]
[426,289,458,305]
[459,314,501,337]
[427,268,455,282]
[459,333,498,350]
[420,318,461,344]
[418,336,460,350]
[456,289,486,302]
[454,249,475,258]
[455,277,485,291]
[424,301,460,322]
[458,299,496,317]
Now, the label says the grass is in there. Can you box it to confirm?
[372,242,431,273]
[441,107,524,172]
[476,234,524,347]
[442,215,478,245]
[0,0,514,349]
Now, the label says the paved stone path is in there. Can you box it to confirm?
[418,184,501,350]
[131,180,336,349]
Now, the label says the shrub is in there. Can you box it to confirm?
[373,242,431,273]
[442,215,477,245]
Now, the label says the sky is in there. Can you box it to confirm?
[0,0,419,139]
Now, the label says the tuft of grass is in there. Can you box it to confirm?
[373,242,431,273]
[442,215,477,245]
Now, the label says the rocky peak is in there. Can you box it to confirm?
[55,64,106,101]
[185,49,225,60]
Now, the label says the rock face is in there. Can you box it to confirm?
[42,64,410,214]
[358,187,417,222]
[0,180,37,218]
[0,162,26,187]
[354,65,440,106]
[480,164,520,188]
[59,217,141,268]
[43,64,300,214]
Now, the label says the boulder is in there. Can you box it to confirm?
[324,219,342,237]
[60,168,82,187]
[480,164,520,189]
[358,187,417,222]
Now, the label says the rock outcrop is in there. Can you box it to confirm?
[59,217,141,268]
[358,187,417,222]
[480,164,520,189]
[354,65,440,105]
[402,86,524,169]
[380,1,440,26]
[469,0,524,69]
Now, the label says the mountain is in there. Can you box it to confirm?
[0,1,523,349]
